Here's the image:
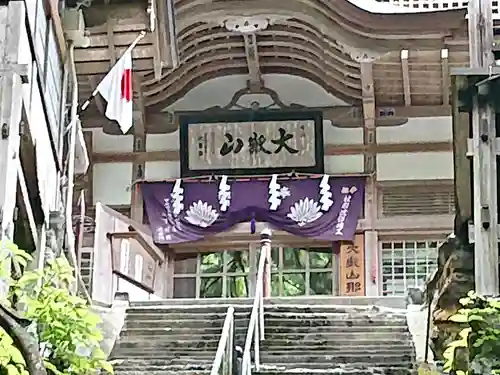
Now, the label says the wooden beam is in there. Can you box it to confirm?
[452,75,471,232]
[400,50,412,106]
[84,131,94,206]
[92,141,453,164]
[243,33,261,86]
[130,75,146,223]
[80,105,453,133]
[87,76,106,114]
[360,60,379,296]
[441,48,451,105]
[149,0,163,80]
[106,15,117,66]
[16,159,38,246]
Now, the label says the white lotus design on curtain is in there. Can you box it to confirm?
[184,200,219,228]
[287,198,323,226]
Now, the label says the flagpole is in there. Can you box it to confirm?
[78,30,147,114]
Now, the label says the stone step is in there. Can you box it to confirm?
[260,345,414,353]
[115,363,214,371]
[258,355,414,367]
[110,351,217,360]
[128,296,406,309]
[126,306,252,314]
[116,332,412,347]
[119,325,410,336]
[123,318,408,330]
[256,366,414,375]
[259,348,414,358]
[124,311,406,322]
[110,349,217,359]
[116,332,413,348]
[114,338,413,350]
[124,312,250,321]
[113,371,209,375]
[113,358,214,366]
[112,346,413,359]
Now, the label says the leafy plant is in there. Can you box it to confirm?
[0,327,29,375]
[0,241,113,375]
[443,290,500,375]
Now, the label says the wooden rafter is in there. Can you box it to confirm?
[75,0,469,115]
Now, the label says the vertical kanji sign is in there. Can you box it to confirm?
[339,233,365,296]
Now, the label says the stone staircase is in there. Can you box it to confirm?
[110,303,251,375]
[109,298,415,375]
[257,305,415,375]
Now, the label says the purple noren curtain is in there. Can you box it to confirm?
[141,175,365,245]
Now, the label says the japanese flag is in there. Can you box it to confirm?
[96,50,133,134]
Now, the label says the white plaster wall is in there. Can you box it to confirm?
[164,74,347,112]
[92,128,133,153]
[325,155,364,174]
[377,116,452,144]
[92,113,455,206]
[144,161,180,180]
[93,163,132,205]
[377,151,454,181]
[146,132,178,151]
[325,123,364,145]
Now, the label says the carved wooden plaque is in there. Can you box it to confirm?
[179,111,324,177]
[339,234,365,296]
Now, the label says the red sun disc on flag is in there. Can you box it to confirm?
[120,68,132,102]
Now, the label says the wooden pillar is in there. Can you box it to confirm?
[451,75,471,232]
[468,0,499,294]
[130,75,146,223]
[163,250,175,298]
[360,60,379,296]
[0,1,25,297]
[83,131,94,207]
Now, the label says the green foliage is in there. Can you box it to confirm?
[443,290,500,375]
[0,241,113,375]
[0,328,29,375]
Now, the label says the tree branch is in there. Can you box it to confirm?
[0,301,47,375]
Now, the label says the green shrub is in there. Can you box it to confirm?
[0,241,113,375]
[444,291,500,375]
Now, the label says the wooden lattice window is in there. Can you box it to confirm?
[380,239,440,296]
[379,182,455,216]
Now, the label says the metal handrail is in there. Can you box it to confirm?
[211,306,235,375]
[242,229,272,375]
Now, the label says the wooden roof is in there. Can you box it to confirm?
[77,0,469,132]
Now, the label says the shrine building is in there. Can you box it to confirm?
[72,0,472,303]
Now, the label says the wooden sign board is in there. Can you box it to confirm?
[339,233,365,296]
[179,110,324,177]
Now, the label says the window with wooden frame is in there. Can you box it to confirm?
[380,239,441,296]
[378,180,455,217]
[173,249,252,299]
[172,245,339,298]
[269,246,338,297]
[25,0,65,152]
